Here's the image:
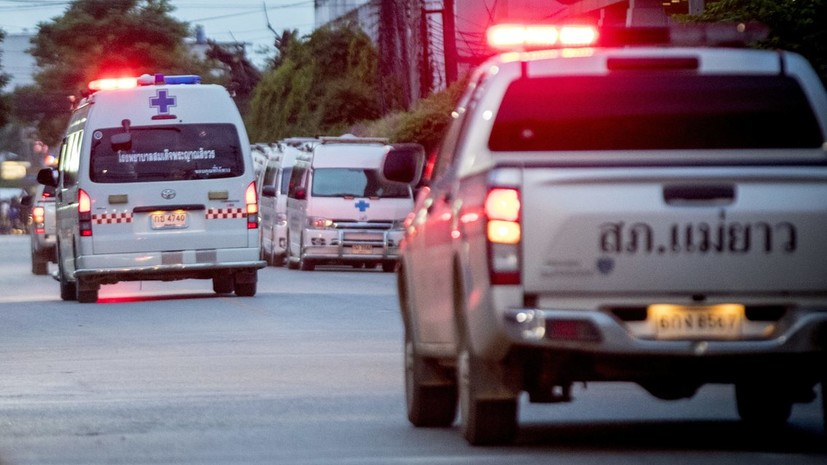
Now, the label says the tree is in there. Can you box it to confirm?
[684,0,827,85]
[246,23,381,142]
[26,0,211,144]
[0,29,11,128]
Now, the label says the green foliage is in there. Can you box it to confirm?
[681,0,827,85]
[246,24,381,142]
[362,78,467,154]
[25,0,212,144]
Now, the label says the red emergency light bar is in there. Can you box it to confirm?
[88,74,201,92]
[486,22,769,51]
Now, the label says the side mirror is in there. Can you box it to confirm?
[380,143,424,186]
[262,185,277,197]
[37,168,58,188]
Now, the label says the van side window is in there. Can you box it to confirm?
[288,164,308,199]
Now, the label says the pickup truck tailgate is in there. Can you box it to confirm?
[521,166,827,294]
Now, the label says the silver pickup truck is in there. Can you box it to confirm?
[383,24,827,444]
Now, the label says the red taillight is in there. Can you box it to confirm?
[32,206,45,234]
[485,187,521,285]
[78,189,93,237]
[245,181,259,229]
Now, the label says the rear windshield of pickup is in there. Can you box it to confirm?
[489,74,823,151]
[90,123,244,183]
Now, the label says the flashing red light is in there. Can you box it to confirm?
[487,24,598,50]
[88,77,139,92]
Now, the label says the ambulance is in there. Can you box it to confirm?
[258,137,316,266]
[285,135,417,271]
[37,73,265,303]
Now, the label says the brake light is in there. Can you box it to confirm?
[245,181,259,229]
[485,187,521,285]
[32,206,45,234]
[487,24,597,50]
[78,189,93,237]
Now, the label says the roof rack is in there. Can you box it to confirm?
[319,134,389,145]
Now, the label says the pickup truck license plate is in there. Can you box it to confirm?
[352,244,373,254]
[150,211,188,229]
[648,304,743,340]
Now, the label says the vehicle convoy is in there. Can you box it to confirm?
[382,23,827,444]
[28,184,57,275]
[38,73,265,303]
[285,135,417,272]
[258,138,317,266]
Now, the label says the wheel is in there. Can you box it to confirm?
[458,343,518,445]
[735,382,793,426]
[213,274,234,294]
[405,331,457,426]
[75,278,98,303]
[382,261,396,273]
[234,281,256,297]
[286,234,299,269]
[58,257,76,301]
[31,249,49,275]
[821,379,826,434]
[299,254,315,271]
[272,252,285,267]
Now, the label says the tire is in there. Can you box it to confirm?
[821,380,826,434]
[458,344,519,445]
[454,272,518,445]
[272,252,285,267]
[234,281,256,297]
[58,257,76,301]
[31,249,48,275]
[213,274,234,294]
[405,331,457,427]
[299,254,315,271]
[382,261,396,273]
[735,382,793,426]
[286,234,299,270]
[75,278,98,304]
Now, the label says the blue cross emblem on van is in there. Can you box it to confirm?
[355,200,370,212]
[150,89,176,115]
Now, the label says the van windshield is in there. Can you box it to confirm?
[90,123,244,183]
[312,168,410,198]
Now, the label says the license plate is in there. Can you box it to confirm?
[352,244,373,254]
[648,304,744,340]
[150,211,188,229]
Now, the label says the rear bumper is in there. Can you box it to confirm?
[74,247,264,284]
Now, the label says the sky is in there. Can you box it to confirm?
[0,0,317,67]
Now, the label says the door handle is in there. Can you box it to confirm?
[663,184,735,205]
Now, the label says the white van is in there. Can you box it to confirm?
[37,73,265,303]
[285,136,417,271]
[258,138,316,266]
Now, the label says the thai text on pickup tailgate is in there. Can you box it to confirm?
[599,221,797,255]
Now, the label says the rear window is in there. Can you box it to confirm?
[312,168,410,198]
[90,123,244,183]
[489,74,823,151]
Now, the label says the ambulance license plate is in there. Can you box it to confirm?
[352,244,373,254]
[648,304,744,340]
[151,212,188,229]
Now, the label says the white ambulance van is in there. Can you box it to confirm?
[258,137,316,266]
[37,73,265,303]
[285,136,417,271]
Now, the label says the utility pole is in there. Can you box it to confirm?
[442,0,458,85]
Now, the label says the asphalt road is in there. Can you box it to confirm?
[0,235,824,465]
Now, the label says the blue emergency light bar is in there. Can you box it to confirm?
[89,74,202,92]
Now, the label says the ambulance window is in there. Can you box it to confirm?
[89,123,244,183]
[288,165,308,199]
[311,168,410,198]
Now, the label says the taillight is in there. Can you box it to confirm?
[32,206,45,234]
[245,181,259,229]
[78,189,93,237]
[485,188,521,285]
